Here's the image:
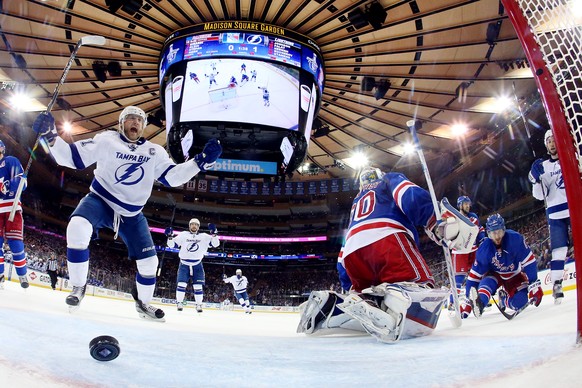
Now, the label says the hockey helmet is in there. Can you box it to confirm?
[544,130,553,144]
[189,218,200,226]
[118,106,147,140]
[457,196,471,209]
[359,167,383,189]
[0,139,5,155]
[236,269,242,275]
[486,213,505,232]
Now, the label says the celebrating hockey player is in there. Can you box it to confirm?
[166,218,219,313]
[298,168,478,343]
[32,106,222,321]
[447,196,485,309]
[0,139,29,289]
[223,269,252,314]
[460,213,543,318]
[529,129,569,304]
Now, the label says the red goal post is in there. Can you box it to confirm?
[501,0,582,342]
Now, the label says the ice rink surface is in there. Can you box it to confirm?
[1,281,581,388]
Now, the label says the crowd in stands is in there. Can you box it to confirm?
[11,188,572,307]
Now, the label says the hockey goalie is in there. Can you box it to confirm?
[297,168,478,343]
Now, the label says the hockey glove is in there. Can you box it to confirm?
[208,223,217,235]
[528,158,544,184]
[0,178,9,195]
[528,279,543,307]
[32,112,58,144]
[459,297,473,319]
[194,138,222,172]
[164,227,173,237]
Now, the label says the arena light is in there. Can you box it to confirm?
[402,142,416,155]
[62,121,73,133]
[451,123,469,137]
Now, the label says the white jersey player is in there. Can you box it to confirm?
[167,218,219,312]
[528,129,568,304]
[223,269,252,313]
[32,106,222,321]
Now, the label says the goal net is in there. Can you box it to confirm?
[208,85,238,109]
[502,0,582,342]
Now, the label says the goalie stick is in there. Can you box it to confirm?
[408,119,462,328]
[8,35,106,222]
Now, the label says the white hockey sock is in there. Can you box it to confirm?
[68,261,89,287]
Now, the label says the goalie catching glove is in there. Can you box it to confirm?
[194,138,222,172]
[426,198,479,253]
[32,112,58,145]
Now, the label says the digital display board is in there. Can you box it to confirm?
[159,22,325,177]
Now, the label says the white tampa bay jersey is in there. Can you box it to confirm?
[532,158,568,220]
[224,275,249,293]
[49,131,200,217]
[169,231,219,266]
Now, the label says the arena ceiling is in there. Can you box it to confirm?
[0,0,547,189]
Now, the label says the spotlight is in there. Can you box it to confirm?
[92,61,108,83]
[374,79,390,100]
[364,1,387,30]
[107,61,122,77]
[347,8,368,29]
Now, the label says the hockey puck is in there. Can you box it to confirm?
[89,335,120,362]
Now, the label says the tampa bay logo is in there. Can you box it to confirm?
[114,162,145,185]
[186,242,200,252]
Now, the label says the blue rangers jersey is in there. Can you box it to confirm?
[49,132,201,217]
[0,155,26,214]
[341,172,436,259]
[169,231,219,266]
[532,158,568,220]
[224,275,249,293]
[466,229,537,290]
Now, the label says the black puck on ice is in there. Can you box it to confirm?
[89,335,120,362]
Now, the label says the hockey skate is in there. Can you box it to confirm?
[66,285,86,312]
[0,274,4,290]
[297,291,338,334]
[196,304,203,313]
[177,302,184,311]
[131,287,165,322]
[337,293,406,343]
[19,275,29,289]
[469,287,484,318]
[245,307,252,314]
[553,280,564,305]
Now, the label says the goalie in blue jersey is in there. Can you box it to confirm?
[32,106,222,322]
[298,167,478,343]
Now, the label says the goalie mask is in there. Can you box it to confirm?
[118,106,147,142]
[359,167,383,189]
[486,213,505,244]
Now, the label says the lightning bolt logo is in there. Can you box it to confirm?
[187,242,200,252]
[114,162,145,185]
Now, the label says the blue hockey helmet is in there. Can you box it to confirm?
[457,196,471,208]
[0,139,5,155]
[486,213,505,233]
[359,167,383,189]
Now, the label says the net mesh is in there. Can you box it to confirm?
[517,0,582,171]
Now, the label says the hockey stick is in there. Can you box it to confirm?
[492,288,533,320]
[407,119,462,328]
[8,35,106,221]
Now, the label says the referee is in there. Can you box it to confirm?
[47,256,59,290]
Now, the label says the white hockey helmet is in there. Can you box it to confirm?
[118,106,147,138]
[189,218,200,226]
[236,269,242,275]
[544,129,553,145]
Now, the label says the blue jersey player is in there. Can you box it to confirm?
[0,140,29,289]
[460,214,543,318]
[32,106,222,321]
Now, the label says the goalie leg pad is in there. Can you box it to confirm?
[439,198,479,253]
